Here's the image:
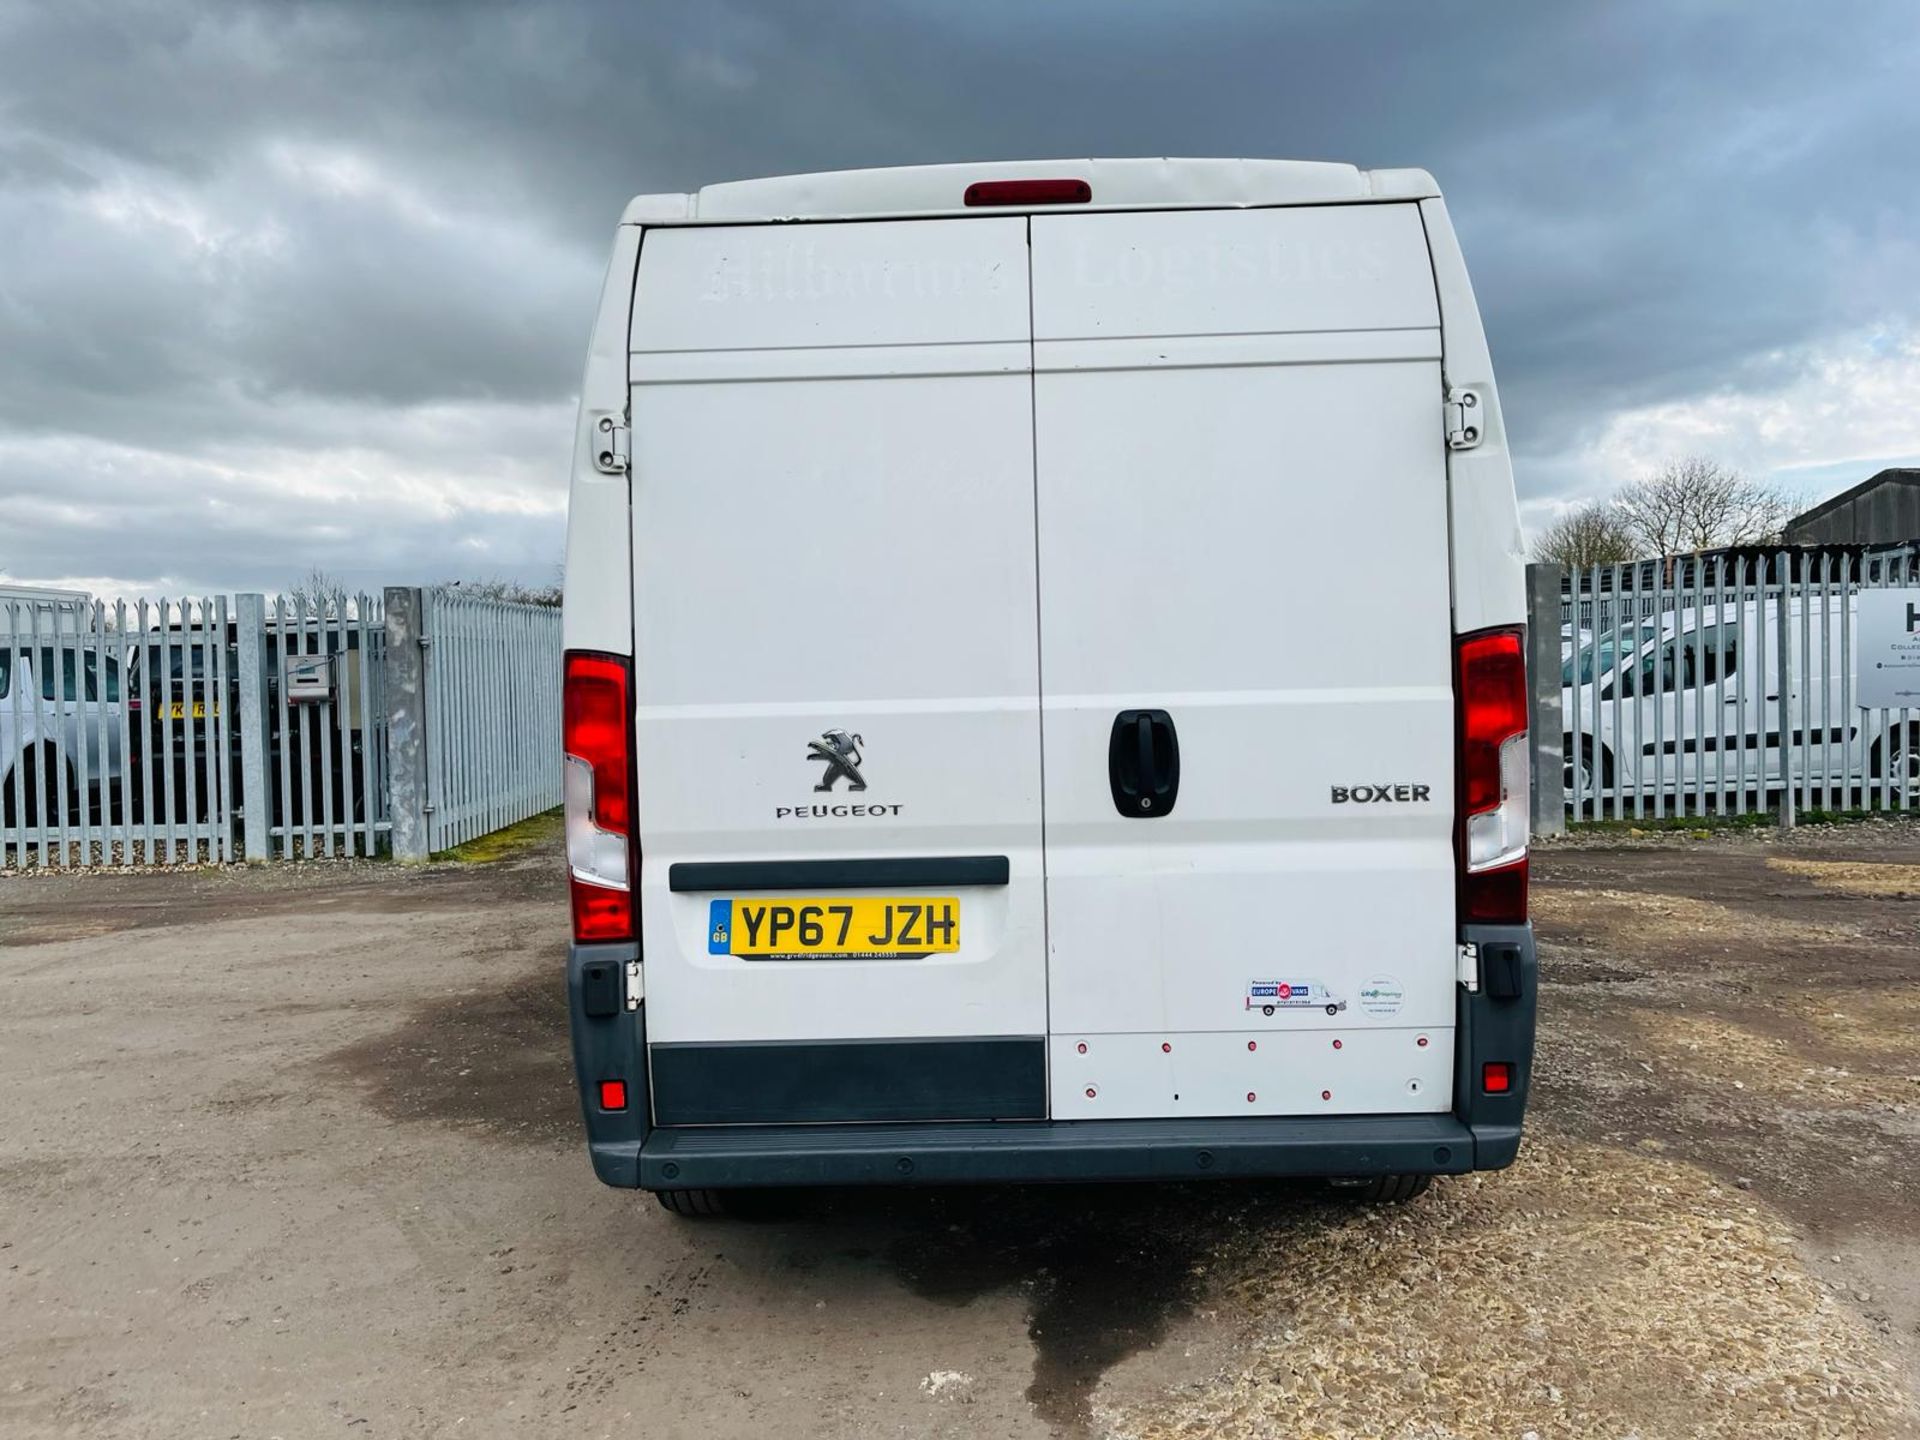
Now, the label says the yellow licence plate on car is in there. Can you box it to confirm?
[708,896,960,959]
[167,701,212,720]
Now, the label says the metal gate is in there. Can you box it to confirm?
[1556,547,1920,821]
[257,593,390,859]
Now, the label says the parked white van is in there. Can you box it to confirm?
[561,159,1537,1214]
[1563,587,1917,810]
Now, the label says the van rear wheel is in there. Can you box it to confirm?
[1346,1174,1432,1203]
[655,1187,731,1218]
[1871,723,1920,787]
[1564,739,1613,808]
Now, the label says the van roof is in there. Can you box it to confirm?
[620,157,1439,225]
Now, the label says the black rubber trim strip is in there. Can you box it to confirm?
[668,855,1010,892]
[631,1114,1482,1189]
[650,1036,1044,1125]
[1642,726,1852,757]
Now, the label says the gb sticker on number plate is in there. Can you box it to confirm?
[1247,979,1349,1017]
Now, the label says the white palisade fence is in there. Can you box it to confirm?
[416,587,565,853]
[2,596,232,867]
[1546,546,1920,823]
[2,586,561,870]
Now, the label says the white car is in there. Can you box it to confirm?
[560,158,1536,1213]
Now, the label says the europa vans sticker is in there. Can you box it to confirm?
[1358,976,1406,1017]
[1246,979,1347,1017]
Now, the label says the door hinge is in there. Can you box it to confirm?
[1445,387,1484,450]
[624,959,644,1010]
[592,412,631,475]
[1457,941,1481,993]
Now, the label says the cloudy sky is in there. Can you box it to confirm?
[4,0,1919,599]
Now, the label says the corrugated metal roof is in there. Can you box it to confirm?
[1784,469,1920,545]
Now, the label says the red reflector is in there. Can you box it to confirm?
[964,178,1091,207]
[599,1079,628,1111]
[1483,1061,1513,1095]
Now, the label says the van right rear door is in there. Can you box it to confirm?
[1030,204,1460,1121]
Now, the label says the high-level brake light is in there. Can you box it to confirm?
[963,178,1092,207]
[1456,627,1529,925]
[564,651,635,943]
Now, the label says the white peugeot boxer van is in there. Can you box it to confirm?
[561,160,1536,1214]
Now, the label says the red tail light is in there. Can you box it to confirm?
[964,178,1092,207]
[564,651,634,943]
[1456,628,1529,925]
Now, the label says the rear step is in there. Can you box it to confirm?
[633,1115,1479,1190]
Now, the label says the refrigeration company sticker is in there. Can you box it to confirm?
[1359,976,1405,1017]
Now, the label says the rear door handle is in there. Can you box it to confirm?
[1110,709,1179,817]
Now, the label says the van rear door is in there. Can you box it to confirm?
[1029,204,1458,1120]
[627,218,1050,1125]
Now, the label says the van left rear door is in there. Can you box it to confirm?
[626,218,1050,1126]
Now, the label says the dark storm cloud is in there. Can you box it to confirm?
[3,0,1919,591]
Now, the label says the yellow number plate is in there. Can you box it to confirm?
[166,701,213,720]
[708,896,960,959]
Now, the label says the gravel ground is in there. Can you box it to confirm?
[2,824,1917,1437]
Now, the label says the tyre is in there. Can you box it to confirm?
[655,1187,731,1218]
[2,746,73,829]
[1347,1174,1433,1203]
[1563,739,1614,808]
[1871,722,1920,787]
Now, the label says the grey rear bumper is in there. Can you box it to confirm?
[568,924,1536,1191]
[627,1112,1497,1189]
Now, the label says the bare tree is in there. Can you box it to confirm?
[1531,502,1636,569]
[287,567,349,611]
[1612,457,1797,556]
